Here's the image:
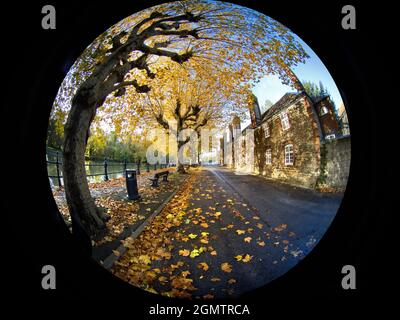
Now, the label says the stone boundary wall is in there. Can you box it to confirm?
[320,135,351,191]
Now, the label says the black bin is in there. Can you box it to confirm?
[126,169,140,200]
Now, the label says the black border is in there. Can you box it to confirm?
[3,0,382,309]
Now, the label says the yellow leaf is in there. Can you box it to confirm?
[190,249,200,258]
[234,255,243,261]
[145,287,158,294]
[188,233,197,239]
[181,270,190,277]
[221,262,233,273]
[257,241,265,246]
[179,249,190,257]
[244,237,252,243]
[138,255,151,265]
[242,254,253,263]
[236,230,245,235]
[197,262,209,271]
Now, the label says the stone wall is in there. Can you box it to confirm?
[319,136,351,191]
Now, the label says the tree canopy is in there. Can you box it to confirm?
[51,0,309,154]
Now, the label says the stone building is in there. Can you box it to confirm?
[338,102,350,136]
[220,92,351,191]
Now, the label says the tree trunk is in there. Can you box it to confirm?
[62,93,108,238]
[176,139,187,174]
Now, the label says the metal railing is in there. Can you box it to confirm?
[46,149,173,187]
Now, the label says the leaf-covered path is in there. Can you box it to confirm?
[112,167,341,299]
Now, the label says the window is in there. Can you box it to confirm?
[320,106,329,116]
[284,144,294,165]
[280,112,290,130]
[265,148,272,164]
[263,122,270,138]
[325,134,336,140]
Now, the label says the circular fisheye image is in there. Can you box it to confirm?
[47,0,350,299]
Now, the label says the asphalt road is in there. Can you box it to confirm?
[209,166,343,253]
[128,166,343,298]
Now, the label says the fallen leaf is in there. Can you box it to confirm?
[236,230,245,235]
[273,224,288,232]
[242,254,253,262]
[138,255,151,265]
[145,287,158,294]
[190,249,201,258]
[197,262,209,271]
[179,249,190,257]
[188,233,197,239]
[244,237,252,243]
[221,262,233,273]
[228,278,237,284]
[181,270,190,277]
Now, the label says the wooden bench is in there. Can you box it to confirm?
[149,171,169,187]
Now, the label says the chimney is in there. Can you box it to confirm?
[249,94,262,128]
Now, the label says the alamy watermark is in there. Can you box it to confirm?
[341,265,356,290]
[41,265,56,289]
[41,5,56,29]
[342,5,356,30]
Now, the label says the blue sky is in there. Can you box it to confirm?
[252,36,344,114]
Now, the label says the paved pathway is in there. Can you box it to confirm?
[115,166,343,298]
